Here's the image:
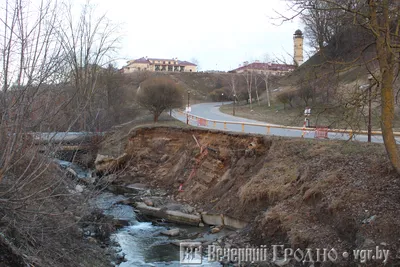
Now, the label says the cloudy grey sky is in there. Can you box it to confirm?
[87,0,303,71]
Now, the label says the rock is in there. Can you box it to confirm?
[95,153,129,173]
[75,184,84,193]
[161,228,180,237]
[211,227,221,234]
[199,222,205,227]
[143,198,154,207]
[160,154,169,163]
[362,238,375,248]
[113,219,130,229]
[186,206,194,214]
[362,215,377,224]
[87,237,98,244]
[115,253,127,264]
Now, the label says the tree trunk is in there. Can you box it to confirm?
[370,0,400,174]
[255,89,260,106]
[153,113,160,123]
[265,84,271,107]
[248,92,253,110]
[380,71,400,173]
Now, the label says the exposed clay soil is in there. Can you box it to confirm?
[101,126,400,266]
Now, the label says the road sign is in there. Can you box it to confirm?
[304,107,311,116]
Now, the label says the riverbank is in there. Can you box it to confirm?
[96,125,400,266]
[0,154,119,267]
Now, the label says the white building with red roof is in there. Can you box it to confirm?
[230,61,295,76]
[122,57,197,73]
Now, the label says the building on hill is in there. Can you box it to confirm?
[231,29,304,73]
[230,61,295,75]
[122,57,197,73]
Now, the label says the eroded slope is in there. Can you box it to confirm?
[101,126,400,265]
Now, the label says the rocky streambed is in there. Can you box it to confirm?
[105,182,246,266]
[56,159,246,266]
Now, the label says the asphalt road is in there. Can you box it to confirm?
[172,102,393,144]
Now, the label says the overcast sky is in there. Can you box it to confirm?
[84,0,303,71]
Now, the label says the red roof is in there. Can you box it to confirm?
[232,62,295,72]
[128,57,197,66]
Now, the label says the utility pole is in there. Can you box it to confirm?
[367,75,373,142]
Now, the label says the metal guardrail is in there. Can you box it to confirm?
[176,110,400,138]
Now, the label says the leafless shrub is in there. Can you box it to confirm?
[0,0,121,265]
[276,91,296,109]
[137,77,184,122]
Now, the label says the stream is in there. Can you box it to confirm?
[55,159,223,266]
[94,192,223,266]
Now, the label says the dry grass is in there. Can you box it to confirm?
[0,151,112,267]
[102,126,400,265]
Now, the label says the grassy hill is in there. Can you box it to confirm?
[219,27,400,131]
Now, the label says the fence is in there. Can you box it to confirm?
[176,110,400,140]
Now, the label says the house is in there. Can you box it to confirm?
[230,29,303,74]
[230,61,296,76]
[122,57,197,73]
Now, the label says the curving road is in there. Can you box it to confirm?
[172,102,393,144]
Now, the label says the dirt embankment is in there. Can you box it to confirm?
[99,126,400,266]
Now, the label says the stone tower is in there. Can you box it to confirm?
[293,29,304,66]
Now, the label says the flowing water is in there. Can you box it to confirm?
[54,160,223,266]
[94,192,222,267]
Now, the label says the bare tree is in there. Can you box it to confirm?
[0,0,65,182]
[243,70,254,110]
[225,73,239,99]
[137,77,184,122]
[0,1,123,265]
[276,91,296,110]
[57,1,120,131]
[279,0,400,173]
[253,73,263,106]
[260,63,272,107]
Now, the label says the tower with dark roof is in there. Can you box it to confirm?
[293,29,304,66]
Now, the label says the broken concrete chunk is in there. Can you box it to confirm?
[211,227,221,234]
[161,228,180,237]
[143,198,154,207]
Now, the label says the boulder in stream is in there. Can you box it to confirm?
[161,228,180,237]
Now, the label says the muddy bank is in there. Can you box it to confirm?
[97,126,400,266]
